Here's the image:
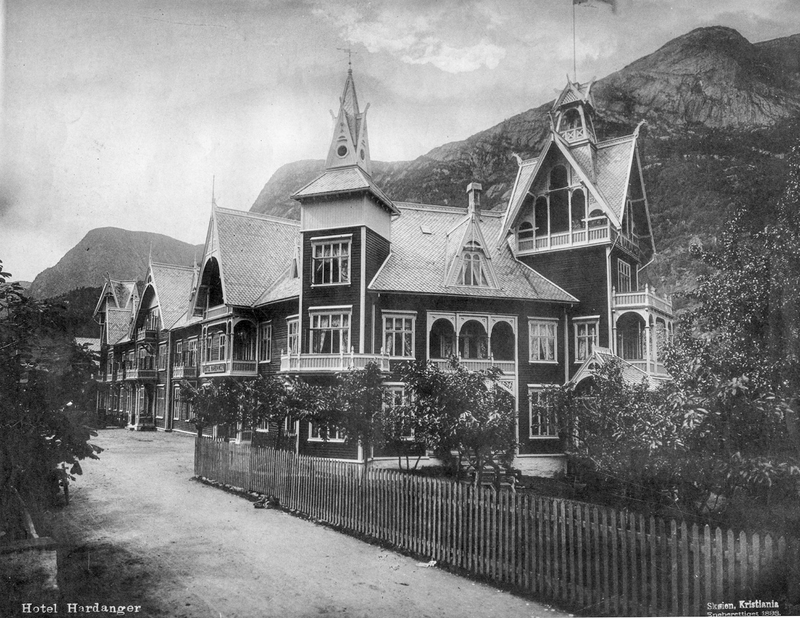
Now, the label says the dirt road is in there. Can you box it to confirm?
[42,430,569,618]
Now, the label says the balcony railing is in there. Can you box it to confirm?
[205,305,230,320]
[516,221,641,259]
[613,285,673,316]
[105,371,114,382]
[430,358,516,375]
[200,359,258,377]
[137,327,158,341]
[126,367,157,380]
[172,365,198,380]
[280,350,390,373]
[624,359,669,377]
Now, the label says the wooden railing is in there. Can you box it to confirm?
[517,220,613,254]
[172,365,197,379]
[280,351,390,373]
[136,326,158,341]
[126,367,156,380]
[613,285,673,315]
[430,358,515,374]
[196,439,799,617]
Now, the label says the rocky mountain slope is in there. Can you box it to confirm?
[250,27,800,297]
[29,228,203,299]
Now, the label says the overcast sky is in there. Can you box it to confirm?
[1,0,798,282]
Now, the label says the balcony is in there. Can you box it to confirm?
[137,327,159,342]
[200,359,258,377]
[280,351,390,373]
[125,367,157,381]
[172,365,198,380]
[104,371,114,382]
[612,285,673,317]
[430,358,516,375]
[516,220,640,259]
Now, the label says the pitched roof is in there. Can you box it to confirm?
[291,166,398,215]
[149,263,196,330]
[570,347,664,389]
[254,270,300,306]
[213,208,300,307]
[369,203,577,303]
[93,278,137,317]
[593,135,637,222]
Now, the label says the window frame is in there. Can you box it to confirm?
[286,316,299,355]
[258,322,273,363]
[308,423,345,442]
[573,317,600,363]
[172,385,181,421]
[155,385,166,419]
[617,259,632,294]
[528,318,559,364]
[385,382,414,440]
[157,342,167,371]
[382,311,416,358]
[308,308,351,355]
[528,385,559,439]
[311,235,352,287]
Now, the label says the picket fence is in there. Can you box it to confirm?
[195,438,798,616]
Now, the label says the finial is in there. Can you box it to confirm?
[211,175,216,207]
[337,47,356,71]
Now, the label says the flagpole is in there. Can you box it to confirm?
[572,0,577,81]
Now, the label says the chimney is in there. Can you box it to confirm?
[467,182,482,216]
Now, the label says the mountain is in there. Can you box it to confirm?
[29,228,203,299]
[250,27,800,298]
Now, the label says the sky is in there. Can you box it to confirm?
[1,0,799,282]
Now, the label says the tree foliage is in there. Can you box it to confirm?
[0,260,101,518]
[399,359,517,484]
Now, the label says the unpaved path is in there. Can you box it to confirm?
[44,430,570,618]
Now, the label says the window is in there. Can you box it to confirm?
[528,386,558,438]
[233,322,256,361]
[206,330,227,362]
[312,238,350,285]
[172,385,181,421]
[144,308,160,331]
[574,319,599,362]
[155,386,166,418]
[259,323,272,362]
[386,384,414,439]
[174,341,183,366]
[529,319,557,363]
[617,259,632,293]
[287,318,299,355]
[310,311,350,354]
[458,242,489,286]
[138,347,154,370]
[157,343,167,370]
[187,339,197,367]
[383,313,415,357]
[309,422,344,442]
[284,416,297,436]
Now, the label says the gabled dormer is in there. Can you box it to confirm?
[445,183,498,289]
[191,204,226,318]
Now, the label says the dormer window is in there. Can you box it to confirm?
[458,241,489,286]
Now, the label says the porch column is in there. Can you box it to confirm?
[644,319,652,374]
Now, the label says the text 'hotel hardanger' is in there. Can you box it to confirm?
[94,68,674,476]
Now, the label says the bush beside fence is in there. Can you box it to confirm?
[195,437,799,616]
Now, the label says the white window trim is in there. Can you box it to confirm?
[382,311,416,359]
[308,422,345,442]
[308,307,352,355]
[258,321,272,363]
[286,316,300,356]
[384,382,415,440]
[172,385,181,421]
[310,235,352,287]
[527,384,559,439]
[573,316,600,364]
[528,317,559,364]
[617,259,632,293]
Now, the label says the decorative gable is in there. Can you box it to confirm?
[445,202,498,289]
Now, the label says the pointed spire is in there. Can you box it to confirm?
[211,175,218,209]
[325,66,372,174]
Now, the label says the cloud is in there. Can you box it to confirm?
[314,1,506,73]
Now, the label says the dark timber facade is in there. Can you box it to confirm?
[94,71,673,476]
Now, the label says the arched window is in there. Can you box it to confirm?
[233,322,257,361]
[571,189,586,229]
[517,221,533,243]
[534,197,548,237]
[490,322,515,361]
[459,320,488,360]
[429,319,455,359]
[588,208,607,229]
[458,241,488,286]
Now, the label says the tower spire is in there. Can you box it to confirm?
[325,64,372,174]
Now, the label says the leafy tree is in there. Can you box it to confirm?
[180,377,241,439]
[238,375,323,450]
[0,259,101,520]
[400,359,517,484]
